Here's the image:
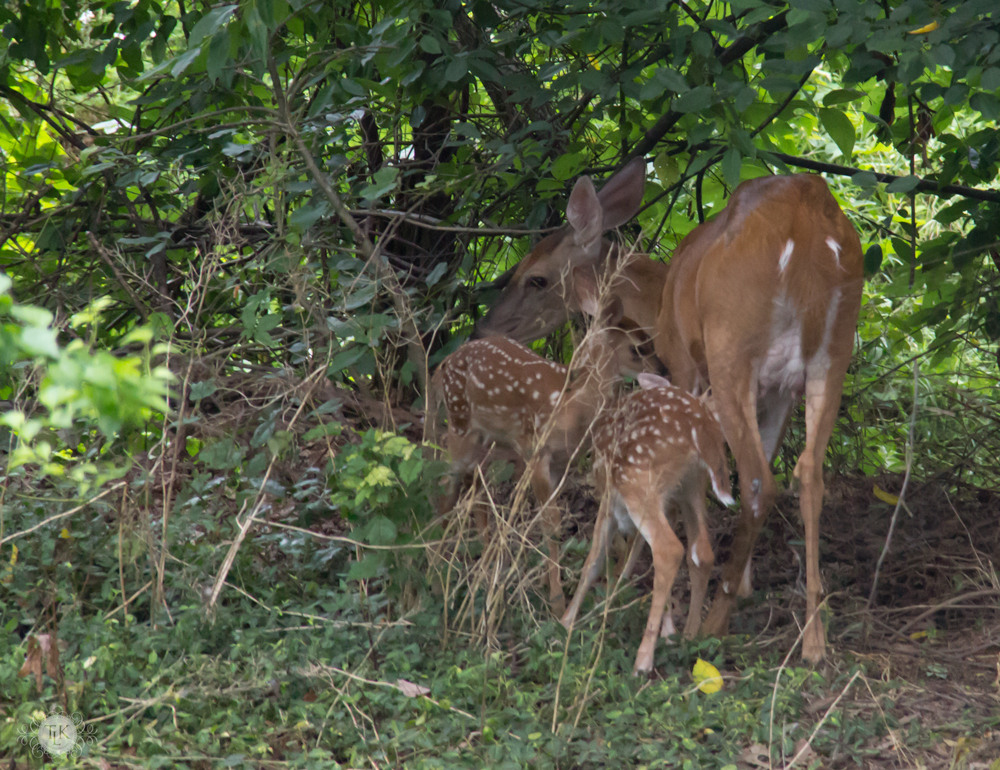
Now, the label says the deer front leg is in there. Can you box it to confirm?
[529,452,565,616]
[561,482,614,629]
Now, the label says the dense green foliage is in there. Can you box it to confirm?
[2,0,999,765]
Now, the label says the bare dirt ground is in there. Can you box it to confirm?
[559,471,1000,769]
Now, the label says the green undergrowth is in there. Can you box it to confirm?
[3,575,897,769]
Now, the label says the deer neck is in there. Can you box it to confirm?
[551,334,620,446]
[605,250,670,339]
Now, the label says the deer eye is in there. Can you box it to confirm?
[528,276,548,290]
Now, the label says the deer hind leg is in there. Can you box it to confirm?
[529,452,565,616]
[701,364,777,639]
[795,364,846,663]
[677,468,715,640]
[561,480,615,629]
[630,489,685,674]
[734,389,795,598]
[438,431,486,516]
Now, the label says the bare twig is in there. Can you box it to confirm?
[0,482,126,545]
[87,232,152,322]
[867,361,920,610]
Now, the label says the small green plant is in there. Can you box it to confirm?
[327,427,445,586]
[0,282,170,489]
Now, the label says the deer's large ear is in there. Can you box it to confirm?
[566,175,603,259]
[637,372,671,391]
[597,157,645,231]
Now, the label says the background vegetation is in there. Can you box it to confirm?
[1,0,999,765]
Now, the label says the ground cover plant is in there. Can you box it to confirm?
[2,0,1000,766]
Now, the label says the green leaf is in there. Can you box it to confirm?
[207,30,230,85]
[425,262,448,286]
[343,283,377,311]
[188,5,236,47]
[822,89,864,107]
[672,86,714,113]
[346,554,382,581]
[189,381,218,400]
[444,56,467,82]
[970,92,1000,121]
[366,515,398,544]
[722,147,742,187]
[288,200,328,233]
[864,243,884,275]
[790,0,831,11]
[199,438,243,470]
[930,44,955,67]
[982,67,1000,91]
[245,5,269,70]
[419,35,441,54]
[11,304,53,327]
[818,108,855,159]
[944,84,968,105]
[360,166,399,201]
[170,48,201,77]
[550,152,584,181]
[303,422,343,441]
[20,327,59,358]
[658,68,689,94]
[885,175,920,193]
[851,170,877,188]
[653,152,679,186]
[735,86,756,113]
[329,346,366,372]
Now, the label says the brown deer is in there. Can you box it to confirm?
[428,273,652,614]
[561,373,734,673]
[477,160,864,662]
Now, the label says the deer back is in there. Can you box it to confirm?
[593,385,732,506]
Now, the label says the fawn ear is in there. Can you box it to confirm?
[637,372,671,390]
[572,266,600,317]
[601,295,624,327]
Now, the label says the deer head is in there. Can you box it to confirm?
[475,158,646,343]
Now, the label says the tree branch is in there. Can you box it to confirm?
[769,152,1000,204]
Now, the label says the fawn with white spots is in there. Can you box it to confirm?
[561,373,733,674]
[428,277,654,614]
[477,159,863,663]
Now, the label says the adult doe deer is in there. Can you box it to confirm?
[561,373,734,673]
[428,273,650,614]
[477,159,864,662]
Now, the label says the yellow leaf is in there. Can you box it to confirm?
[60,528,72,539]
[873,484,899,505]
[908,21,939,34]
[9,544,17,566]
[692,658,723,694]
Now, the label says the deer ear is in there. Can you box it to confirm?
[601,295,624,327]
[637,372,671,390]
[572,266,600,316]
[566,175,603,259]
[597,158,645,230]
